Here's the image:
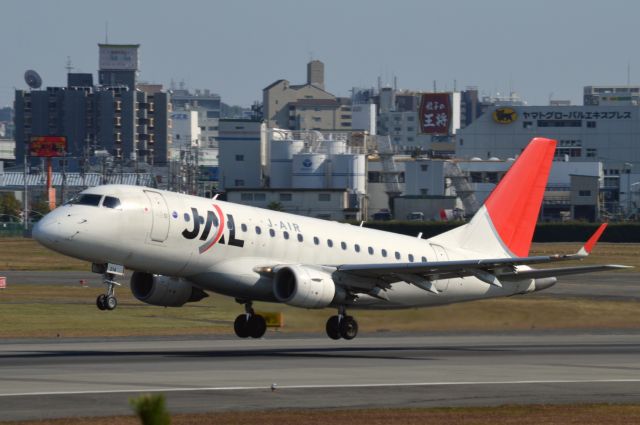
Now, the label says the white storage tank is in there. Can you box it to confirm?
[330,154,366,193]
[270,139,304,188]
[292,153,327,188]
[327,139,347,155]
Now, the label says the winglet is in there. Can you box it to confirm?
[577,223,608,257]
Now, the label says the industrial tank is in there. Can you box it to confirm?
[292,153,327,189]
[270,139,304,188]
[330,154,366,193]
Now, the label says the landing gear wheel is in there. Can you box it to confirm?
[96,294,107,311]
[339,316,358,340]
[326,315,341,340]
[248,315,267,339]
[105,296,118,311]
[234,314,250,338]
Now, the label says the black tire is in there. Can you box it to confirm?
[326,315,341,340]
[234,314,250,338]
[339,316,358,340]
[96,294,107,311]
[248,315,267,339]
[105,296,117,311]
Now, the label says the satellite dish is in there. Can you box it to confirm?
[24,70,42,89]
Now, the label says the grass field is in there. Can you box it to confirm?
[4,404,640,425]
[1,238,639,272]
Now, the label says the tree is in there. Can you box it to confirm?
[267,201,283,211]
[130,394,171,425]
[0,193,22,221]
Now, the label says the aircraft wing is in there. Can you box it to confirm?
[334,224,630,294]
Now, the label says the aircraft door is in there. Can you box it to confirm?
[144,190,170,242]
[430,244,449,291]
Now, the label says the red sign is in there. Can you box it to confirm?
[30,136,67,157]
[418,93,451,135]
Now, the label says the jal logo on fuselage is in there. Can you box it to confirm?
[182,205,244,254]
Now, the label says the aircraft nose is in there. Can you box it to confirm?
[32,212,60,246]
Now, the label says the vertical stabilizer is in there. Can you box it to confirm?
[431,137,557,258]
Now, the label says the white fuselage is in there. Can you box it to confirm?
[34,185,537,309]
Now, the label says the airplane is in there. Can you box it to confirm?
[33,137,629,340]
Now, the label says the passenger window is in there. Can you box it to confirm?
[269,229,276,237]
[354,244,360,253]
[368,247,374,255]
[297,234,303,242]
[421,256,427,262]
[102,196,121,209]
[241,224,248,232]
[341,242,347,250]
[313,236,320,245]
[408,254,414,262]
[381,249,388,257]
[255,226,262,235]
[283,231,290,240]
[327,239,333,248]
[395,252,401,260]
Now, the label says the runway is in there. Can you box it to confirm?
[1,332,640,421]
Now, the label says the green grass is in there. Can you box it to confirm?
[1,283,640,338]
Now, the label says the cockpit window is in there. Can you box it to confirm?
[102,196,121,209]
[70,194,103,206]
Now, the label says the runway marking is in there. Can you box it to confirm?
[2,379,640,398]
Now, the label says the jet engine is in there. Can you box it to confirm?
[130,272,208,307]
[272,265,342,309]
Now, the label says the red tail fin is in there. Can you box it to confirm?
[483,137,557,257]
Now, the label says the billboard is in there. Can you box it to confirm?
[418,93,452,135]
[30,136,66,157]
[99,44,139,70]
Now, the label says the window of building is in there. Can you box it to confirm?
[318,193,331,202]
[395,251,401,260]
[255,226,262,235]
[459,138,464,146]
[254,193,266,201]
[420,189,428,195]
[381,249,388,257]
[313,236,320,245]
[312,117,321,122]
[234,179,245,186]
[341,241,347,250]
[327,239,333,248]
[280,193,292,202]
[297,234,303,242]
[407,116,415,121]
[407,127,414,132]
[206,111,219,118]
[283,231,290,240]
[235,154,244,161]
[354,244,360,253]
[407,137,414,142]
[420,164,428,172]
[269,229,276,237]
[241,193,253,201]
[579,190,592,197]
[523,121,533,129]
[241,224,248,232]
[587,121,597,128]
[586,148,597,158]
[368,247,374,255]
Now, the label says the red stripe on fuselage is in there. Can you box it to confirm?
[200,204,225,254]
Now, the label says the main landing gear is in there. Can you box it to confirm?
[325,306,358,340]
[233,300,267,339]
[95,263,123,311]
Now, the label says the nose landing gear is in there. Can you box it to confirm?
[94,263,123,311]
[233,300,267,339]
[326,306,358,340]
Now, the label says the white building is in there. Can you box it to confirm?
[457,102,640,214]
[169,110,200,157]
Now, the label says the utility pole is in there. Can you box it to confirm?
[23,146,29,236]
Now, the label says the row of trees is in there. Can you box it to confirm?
[0,192,50,222]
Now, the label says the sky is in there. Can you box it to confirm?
[2,0,640,108]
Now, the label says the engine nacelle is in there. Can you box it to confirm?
[273,265,339,309]
[130,272,208,307]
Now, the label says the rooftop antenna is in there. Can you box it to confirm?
[627,60,631,87]
[433,80,437,92]
[65,56,73,74]
[105,21,109,43]
[453,79,457,92]
[24,70,42,89]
